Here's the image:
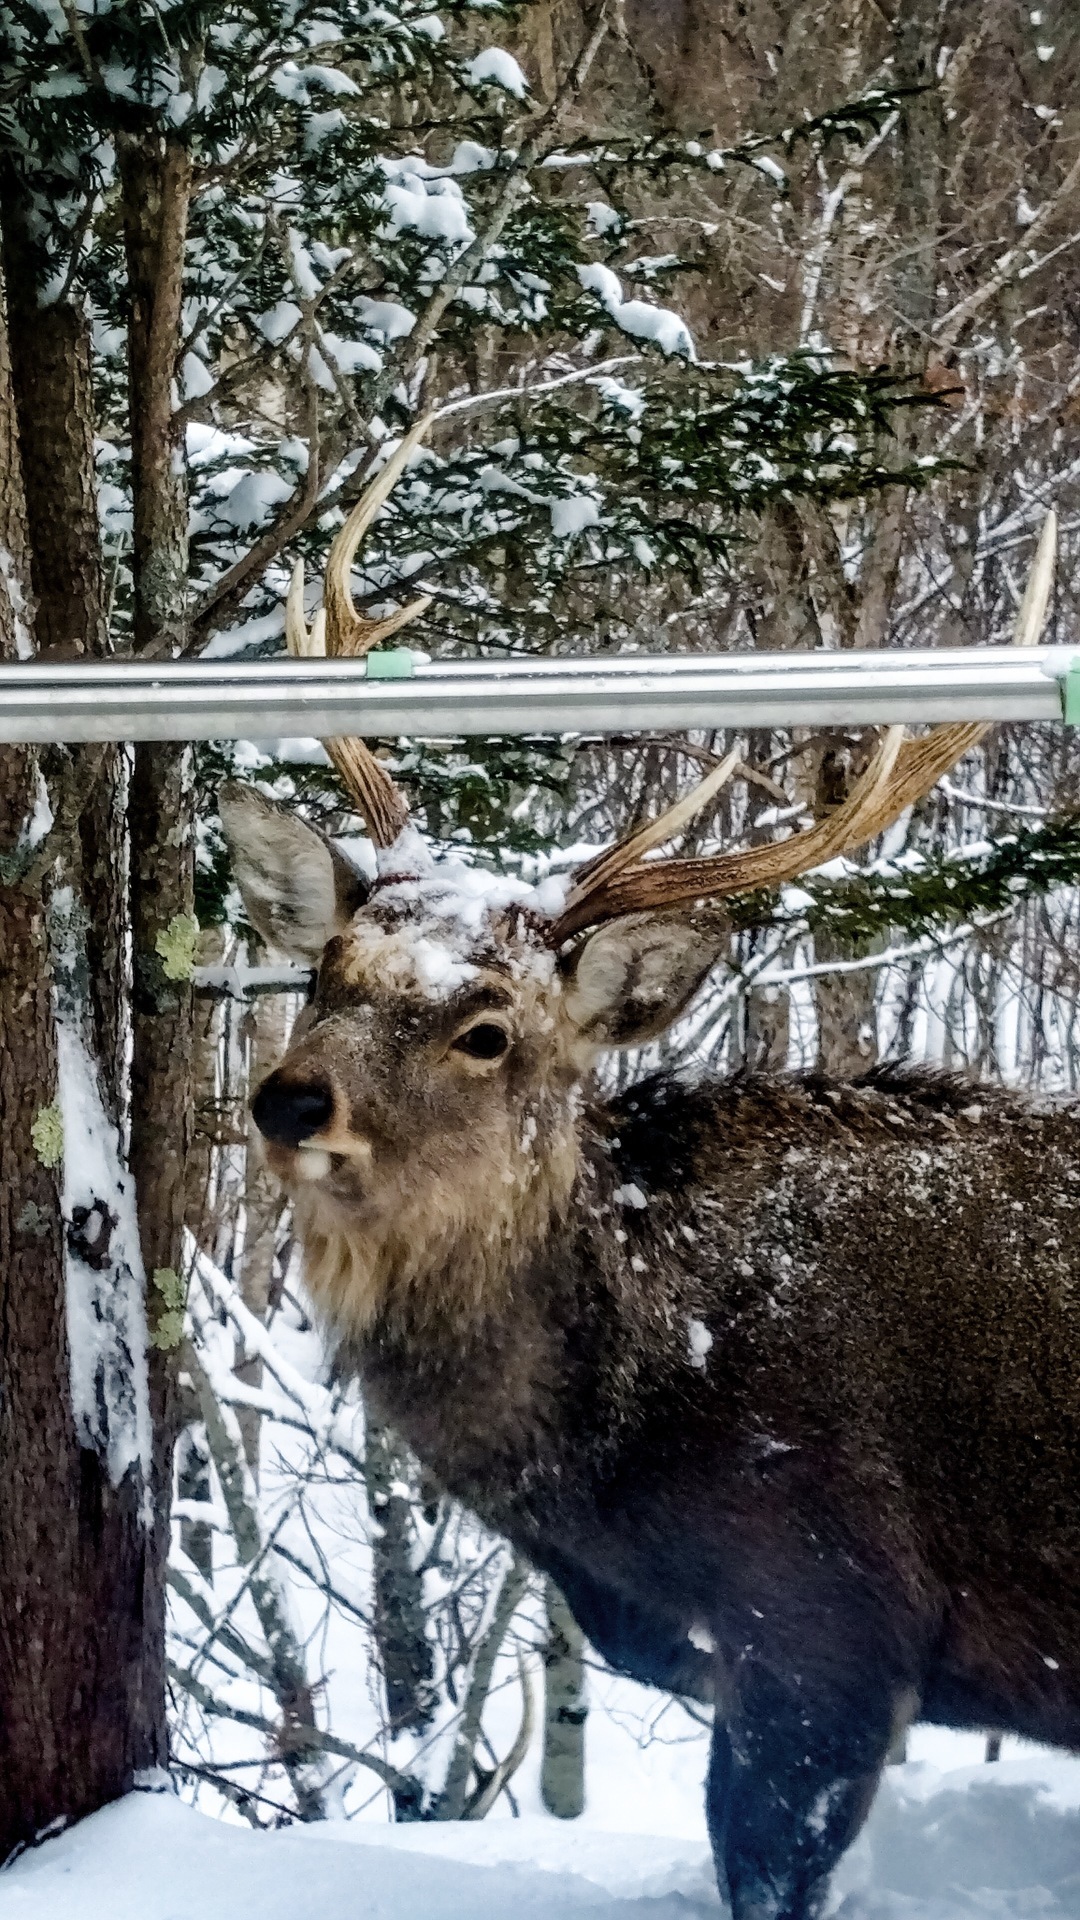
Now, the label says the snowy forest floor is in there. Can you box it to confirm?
[6,1726,1080,1918]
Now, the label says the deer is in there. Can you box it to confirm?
[219,430,1077,1920]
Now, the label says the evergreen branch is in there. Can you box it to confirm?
[731,813,1080,947]
[382,2,614,405]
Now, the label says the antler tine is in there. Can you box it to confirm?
[285,416,438,848]
[324,411,436,660]
[560,747,742,921]
[550,726,909,942]
[287,555,408,841]
[550,512,1057,946]
[876,504,1057,814]
[1012,506,1057,650]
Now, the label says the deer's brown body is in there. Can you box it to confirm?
[220,786,1080,1920]
[221,468,1065,1918]
[351,1066,1080,1777]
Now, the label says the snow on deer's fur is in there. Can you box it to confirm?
[219,447,1077,1920]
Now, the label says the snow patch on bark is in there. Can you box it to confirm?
[50,888,152,1493]
[25,763,54,847]
[0,543,34,658]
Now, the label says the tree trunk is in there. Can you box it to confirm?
[365,1424,435,1755]
[236,975,289,1471]
[812,737,882,1077]
[540,1579,587,1819]
[0,243,165,1863]
[120,130,196,1658]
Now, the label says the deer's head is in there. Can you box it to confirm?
[220,779,747,1336]
[221,420,1051,1340]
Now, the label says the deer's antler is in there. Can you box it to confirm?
[550,511,1058,945]
[287,413,435,848]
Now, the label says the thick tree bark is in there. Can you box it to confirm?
[120,131,196,1633]
[236,978,289,1471]
[119,135,192,662]
[0,231,104,660]
[814,0,943,1074]
[812,736,883,1077]
[0,247,165,1862]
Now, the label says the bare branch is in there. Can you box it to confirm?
[435,1555,531,1820]
[936,147,1080,349]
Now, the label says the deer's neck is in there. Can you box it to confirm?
[303,1103,668,1526]
[296,1100,579,1330]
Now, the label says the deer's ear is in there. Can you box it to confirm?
[218,783,368,962]
[562,912,729,1050]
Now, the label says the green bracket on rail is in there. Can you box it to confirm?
[365,648,416,680]
[1062,656,1080,725]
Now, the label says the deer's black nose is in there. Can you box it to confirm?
[252,1075,334,1147]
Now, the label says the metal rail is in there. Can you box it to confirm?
[0,646,1075,744]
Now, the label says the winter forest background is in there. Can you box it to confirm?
[2,0,1080,1900]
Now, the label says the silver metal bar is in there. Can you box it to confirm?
[0,647,1071,744]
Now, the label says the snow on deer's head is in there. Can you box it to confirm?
[220,422,1053,1341]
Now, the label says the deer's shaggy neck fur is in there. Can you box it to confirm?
[293,1091,582,1345]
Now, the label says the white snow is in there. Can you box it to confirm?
[449,139,497,174]
[355,294,416,340]
[50,889,152,1491]
[286,226,321,298]
[314,329,383,379]
[686,1318,713,1369]
[587,200,622,235]
[271,60,360,100]
[375,834,570,930]
[410,935,479,996]
[576,264,694,359]
[466,47,528,97]
[592,375,646,418]
[219,469,295,529]
[550,494,602,538]
[1016,189,1039,227]
[379,162,474,244]
[255,299,303,345]
[10,1745,1080,1919]
[0,542,34,658]
[180,350,215,400]
[18,763,54,851]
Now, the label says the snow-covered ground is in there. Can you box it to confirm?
[7,1728,1080,1920]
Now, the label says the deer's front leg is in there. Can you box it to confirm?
[707,1655,911,1920]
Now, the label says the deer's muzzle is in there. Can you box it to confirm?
[252,1073,334,1148]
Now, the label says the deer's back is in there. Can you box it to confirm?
[608,1068,1080,1586]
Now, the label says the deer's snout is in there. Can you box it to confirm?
[252,1073,334,1147]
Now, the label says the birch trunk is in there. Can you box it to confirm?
[540,1579,587,1819]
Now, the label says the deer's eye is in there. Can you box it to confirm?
[451,1021,510,1062]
